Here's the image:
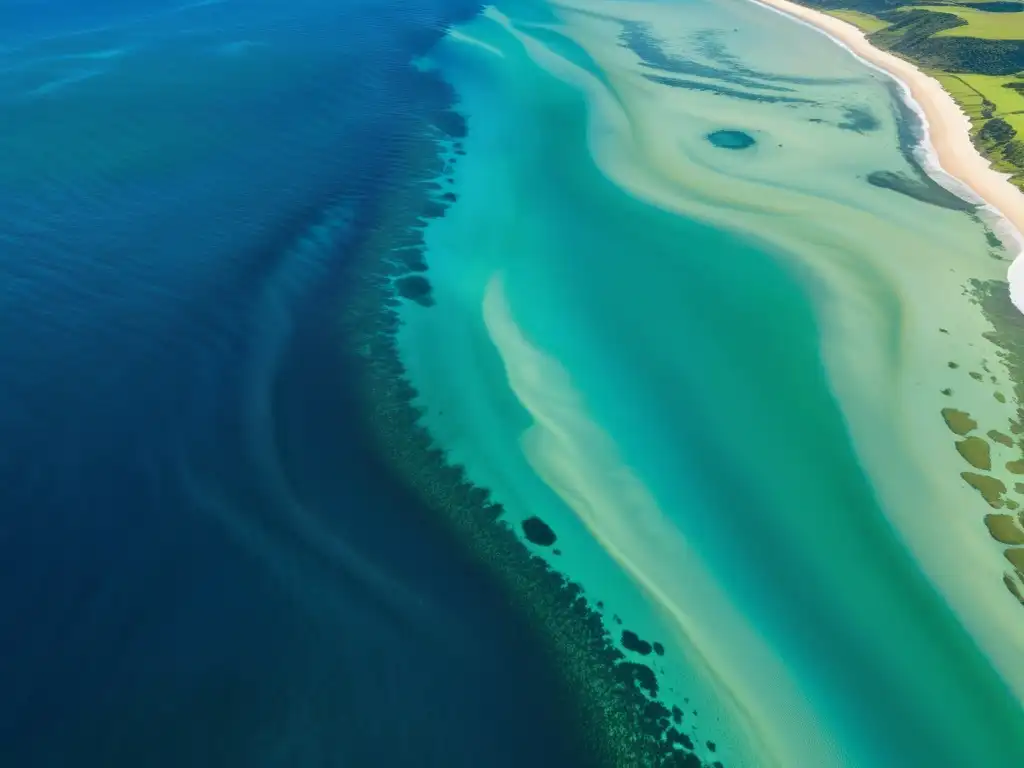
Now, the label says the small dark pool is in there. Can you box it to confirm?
[707,129,755,149]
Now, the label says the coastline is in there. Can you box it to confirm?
[751,0,1024,311]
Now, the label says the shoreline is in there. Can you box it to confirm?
[750,0,1024,312]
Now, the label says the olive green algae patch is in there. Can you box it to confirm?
[988,429,1013,447]
[1006,548,1024,571]
[984,513,1024,544]
[1004,572,1024,605]
[395,275,435,307]
[973,281,1024,422]
[962,471,1007,507]
[942,407,978,435]
[967,279,1024,609]
[956,436,992,469]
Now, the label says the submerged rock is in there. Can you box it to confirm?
[521,516,556,546]
[617,661,659,697]
[394,275,434,307]
[621,630,653,655]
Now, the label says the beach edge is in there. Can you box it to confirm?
[750,0,1024,313]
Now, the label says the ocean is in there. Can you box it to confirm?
[0,1,591,765]
[5,0,1024,766]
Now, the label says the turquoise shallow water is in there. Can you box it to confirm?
[399,0,1024,765]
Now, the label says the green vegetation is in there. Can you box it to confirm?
[960,73,1024,114]
[828,8,892,30]
[800,0,1024,185]
[932,73,1024,172]
[908,6,1024,39]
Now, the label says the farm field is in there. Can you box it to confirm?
[908,5,1024,39]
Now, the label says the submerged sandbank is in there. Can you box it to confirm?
[751,0,1024,311]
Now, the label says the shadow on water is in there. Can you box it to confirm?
[0,1,586,765]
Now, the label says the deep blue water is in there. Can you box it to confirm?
[0,1,584,765]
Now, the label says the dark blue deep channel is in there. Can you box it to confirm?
[0,1,585,765]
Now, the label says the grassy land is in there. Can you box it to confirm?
[960,73,1024,122]
[942,70,1024,184]
[828,8,892,31]
[906,5,1024,39]
[931,71,1024,174]
[932,70,988,116]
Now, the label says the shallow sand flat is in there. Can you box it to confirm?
[543,0,1024,686]
[399,1,1024,765]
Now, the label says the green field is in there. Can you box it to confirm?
[932,71,988,120]
[908,5,1024,39]
[961,74,1024,116]
[827,9,890,32]
[934,73,1024,129]
[932,72,1024,173]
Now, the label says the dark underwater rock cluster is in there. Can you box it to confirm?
[522,515,557,546]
